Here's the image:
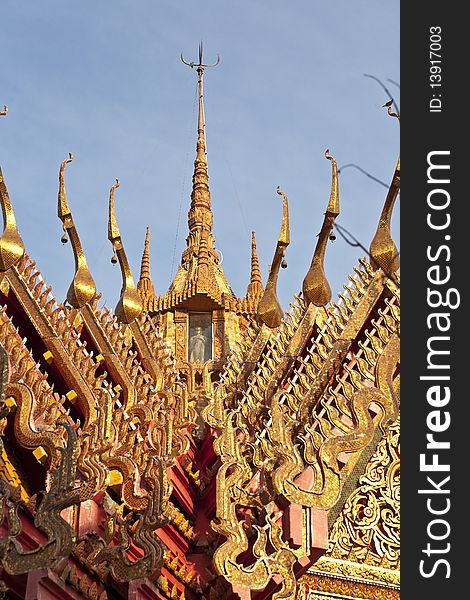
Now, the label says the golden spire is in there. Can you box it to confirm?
[181,43,220,266]
[257,187,290,328]
[137,227,155,299]
[107,180,143,323]
[370,104,400,275]
[302,149,340,307]
[0,166,25,272]
[57,153,97,308]
[246,231,263,297]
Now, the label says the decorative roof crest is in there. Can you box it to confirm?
[57,153,97,307]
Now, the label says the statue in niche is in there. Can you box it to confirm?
[189,326,206,362]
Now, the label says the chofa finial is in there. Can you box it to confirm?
[107,180,143,324]
[0,105,8,117]
[369,158,400,275]
[257,187,290,328]
[57,153,97,308]
[0,167,25,271]
[302,149,340,307]
[369,105,400,275]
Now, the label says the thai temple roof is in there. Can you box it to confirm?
[0,47,400,600]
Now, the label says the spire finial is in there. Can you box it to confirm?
[57,153,96,307]
[181,42,220,159]
[137,226,155,301]
[179,43,221,268]
[139,227,151,280]
[302,149,340,307]
[0,167,25,271]
[246,231,263,297]
[107,180,143,323]
[257,188,290,328]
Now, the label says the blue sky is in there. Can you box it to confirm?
[1,1,399,311]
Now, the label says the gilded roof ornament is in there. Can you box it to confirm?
[369,158,400,275]
[302,149,340,307]
[370,104,400,274]
[246,231,263,297]
[107,179,143,323]
[179,43,220,266]
[137,227,155,300]
[257,187,290,328]
[0,167,25,272]
[0,105,7,117]
[57,153,97,308]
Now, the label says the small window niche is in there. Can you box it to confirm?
[188,312,212,362]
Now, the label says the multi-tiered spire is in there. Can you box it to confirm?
[164,44,234,305]
[246,231,263,298]
[180,43,219,267]
[137,227,155,301]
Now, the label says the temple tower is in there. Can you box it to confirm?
[137,45,262,401]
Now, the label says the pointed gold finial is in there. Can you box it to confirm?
[180,43,220,267]
[302,149,340,307]
[57,153,96,307]
[0,167,25,271]
[137,227,155,299]
[257,187,290,328]
[139,227,151,280]
[370,158,400,274]
[0,106,7,117]
[108,180,143,323]
[247,231,263,297]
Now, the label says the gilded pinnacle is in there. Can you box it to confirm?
[140,227,151,280]
[137,227,155,301]
[247,231,263,297]
[164,43,235,308]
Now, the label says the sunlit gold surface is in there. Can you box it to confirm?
[0,168,24,271]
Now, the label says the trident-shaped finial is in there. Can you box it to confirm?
[181,41,220,70]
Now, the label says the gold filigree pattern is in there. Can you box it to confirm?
[328,419,400,567]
